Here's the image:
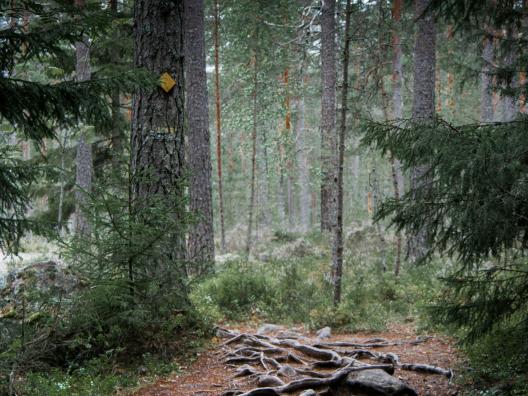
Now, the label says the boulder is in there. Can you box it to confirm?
[257,323,283,335]
[257,375,285,387]
[316,326,332,339]
[0,261,80,320]
[333,369,417,396]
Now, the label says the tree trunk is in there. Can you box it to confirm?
[391,0,404,275]
[407,0,436,262]
[131,0,187,277]
[332,0,352,307]
[245,54,258,256]
[213,0,227,254]
[480,36,494,123]
[109,0,123,167]
[74,0,93,237]
[501,26,518,122]
[320,0,337,233]
[185,0,215,272]
[295,93,311,232]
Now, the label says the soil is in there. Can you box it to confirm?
[132,323,461,396]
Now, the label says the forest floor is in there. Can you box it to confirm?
[132,322,461,396]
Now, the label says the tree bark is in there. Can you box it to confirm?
[185,0,215,271]
[332,0,352,307]
[480,36,494,123]
[213,0,227,253]
[131,0,187,272]
[407,0,436,262]
[320,0,337,233]
[74,0,93,236]
[109,0,123,167]
[501,26,518,122]
[391,0,404,275]
[245,54,258,256]
[295,93,311,232]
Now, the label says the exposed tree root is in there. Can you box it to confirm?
[217,328,451,395]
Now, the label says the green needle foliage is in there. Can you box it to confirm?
[364,116,528,340]
[0,0,153,253]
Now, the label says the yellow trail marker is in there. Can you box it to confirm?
[160,72,176,93]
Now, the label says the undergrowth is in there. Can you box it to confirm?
[192,229,445,332]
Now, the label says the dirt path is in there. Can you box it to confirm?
[132,323,460,396]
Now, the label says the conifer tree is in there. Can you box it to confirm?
[131,0,187,282]
[320,0,337,233]
[185,0,215,270]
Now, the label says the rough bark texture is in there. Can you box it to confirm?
[245,54,258,256]
[320,0,337,233]
[213,0,226,253]
[391,0,404,275]
[131,0,186,262]
[185,0,215,270]
[109,0,123,167]
[73,0,92,236]
[480,36,494,123]
[501,26,518,122]
[295,95,310,232]
[331,0,351,307]
[408,0,436,262]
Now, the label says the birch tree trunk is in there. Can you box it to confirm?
[320,0,337,233]
[407,0,436,262]
[185,0,215,271]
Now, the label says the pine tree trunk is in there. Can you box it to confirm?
[295,93,311,232]
[213,0,227,253]
[296,0,311,233]
[109,0,123,168]
[320,0,337,233]
[74,0,93,236]
[185,0,215,271]
[245,54,258,256]
[131,0,187,274]
[332,0,352,307]
[481,36,494,123]
[502,26,518,122]
[391,0,404,275]
[408,0,436,262]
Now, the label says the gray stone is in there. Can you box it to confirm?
[257,375,285,387]
[257,323,283,335]
[336,369,417,396]
[277,364,297,378]
[299,390,317,396]
[316,326,332,339]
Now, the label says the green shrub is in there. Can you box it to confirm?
[192,261,276,320]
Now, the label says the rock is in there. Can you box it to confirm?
[257,323,283,335]
[277,330,304,339]
[257,375,285,387]
[334,369,417,396]
[277,364,297,378]
[316,326,332,339]
[0,261,80,320]
[299,390,317,396]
